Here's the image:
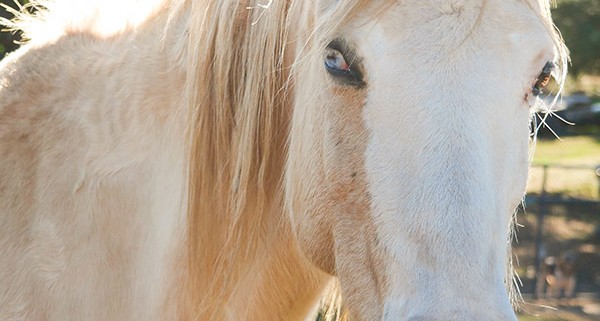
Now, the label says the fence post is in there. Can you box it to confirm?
[533,165,549,299]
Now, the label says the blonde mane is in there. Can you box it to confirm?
[179,1,375,318]
[182,1,293,319]
[4,0,568,320]
[176,1,398,319]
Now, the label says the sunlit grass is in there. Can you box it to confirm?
[527,136,600,198]
[532,136,600,166]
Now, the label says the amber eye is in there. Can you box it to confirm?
[325,48,350,74]
[532,61,555,96]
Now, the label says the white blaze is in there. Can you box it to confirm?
[348,0,556,319]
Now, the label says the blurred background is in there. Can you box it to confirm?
[1,0,599,320]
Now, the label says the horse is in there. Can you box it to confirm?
[0,0,567,320]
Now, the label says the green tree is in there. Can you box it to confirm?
[553,0,600,77]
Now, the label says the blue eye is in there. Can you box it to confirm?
[325,48,350,73]
[324,39,365,88]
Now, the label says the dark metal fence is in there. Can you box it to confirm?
[524,164,600,298]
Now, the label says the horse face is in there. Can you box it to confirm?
[287,0,559,320]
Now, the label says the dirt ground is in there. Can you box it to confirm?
[518,297,600,321]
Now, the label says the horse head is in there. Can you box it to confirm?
[286,1,566,320]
